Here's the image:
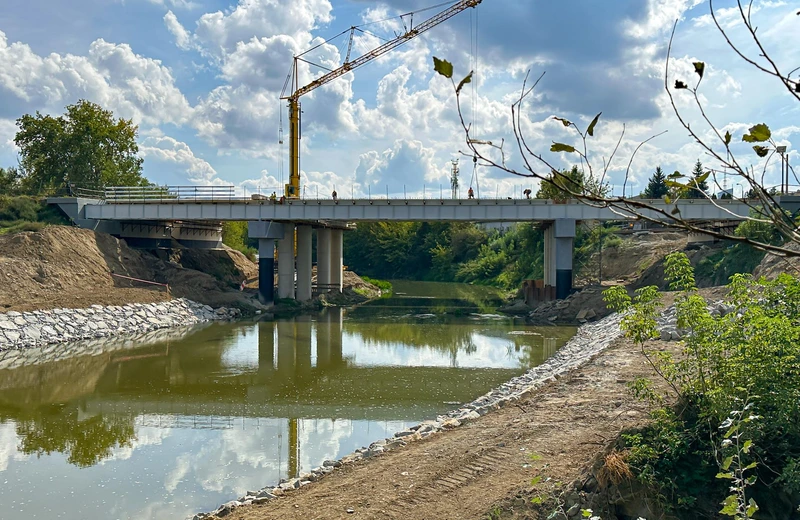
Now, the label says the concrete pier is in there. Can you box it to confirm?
[330,228,343,293]
[543,219,575,300]
[296,225,313,302]
[258,238,275,303]
[316,228,331,290]
[278,224,296,300]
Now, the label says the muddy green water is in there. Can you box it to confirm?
[0,281,575,519]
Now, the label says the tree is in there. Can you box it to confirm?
[14,100,148,194]
[0,166,21,195]
[643,166,669,199]
[433,0,800,257]
[536,165,609,201]
[686,160,710,199]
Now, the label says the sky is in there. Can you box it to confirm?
[0,0,797,198]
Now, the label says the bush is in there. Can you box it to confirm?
[605,254,800,517]
[0,196,39,221]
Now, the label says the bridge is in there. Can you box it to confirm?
[49,186,763,304]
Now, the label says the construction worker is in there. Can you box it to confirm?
[269,192,277,203]
[468,187,474,199]
[332,189,338,202]
[523,188,532,199]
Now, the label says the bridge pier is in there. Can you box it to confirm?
[278,224,296,300]
[330,228,343,293]
[296,225,313,302]
[249,222,285,303]
[543,219,575,300]
[257,239,275,303]
[316,228,331,291]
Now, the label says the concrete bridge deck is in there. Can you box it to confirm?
[84,197,753,222]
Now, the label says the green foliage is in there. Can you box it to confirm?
[361,276,393,296]
[536,166,609,201]
[221,221,257,260]
[14,100,148,194]
[0,166,22,195]
[0,196,70,234]
[607,254,800,516]
[643,166,669,199]
[345,219,618,290]
[685,160,710,199]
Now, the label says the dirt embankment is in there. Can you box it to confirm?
[0,226,264,313]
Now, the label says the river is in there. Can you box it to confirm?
[0,281,575,519]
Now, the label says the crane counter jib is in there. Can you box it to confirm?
[279,0,483,199]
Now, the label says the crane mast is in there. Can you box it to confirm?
[281,0,482,198]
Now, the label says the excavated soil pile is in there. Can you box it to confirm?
[754,240,800,280]
[0,226,263,313]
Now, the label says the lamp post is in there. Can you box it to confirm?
[777,145,788,194]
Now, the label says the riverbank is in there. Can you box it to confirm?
[0,299,239,350]
[192,314,678,520]
[192,313,634,519]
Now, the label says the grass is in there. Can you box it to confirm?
[361,276,393,296]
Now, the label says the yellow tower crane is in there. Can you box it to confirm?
[280,0,482,198]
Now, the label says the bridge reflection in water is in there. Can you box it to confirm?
[0,306,574,518]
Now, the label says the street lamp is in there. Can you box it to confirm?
[777,145,788,194]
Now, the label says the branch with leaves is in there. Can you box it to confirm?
[433,0,800,258]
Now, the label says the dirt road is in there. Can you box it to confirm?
[220,336,673,520]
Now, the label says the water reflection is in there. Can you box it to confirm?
[0,297,575,519]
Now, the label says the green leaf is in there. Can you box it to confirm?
[664,195,672,204]
[675,80,688,89]
[581,510,593,518]
[724,131,732,145]
[432,57,453,79]
[456,72,473,94]
[693,61,705,79]
[530,476,542,485]
[753,145,770,157]
[531,496,543,505]
[669,171,684,179]
[550,142,576,153]
[695,171,711,184]
[723,455,734,470]
[587,112,601,137]
[665,180,688,189]
[744,461,758,470]
[716,472,734,479]
[720,495,738,516]
[742,123,771,142]
[552,116,572,127]
[742,439,752,453]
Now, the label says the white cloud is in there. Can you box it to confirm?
[148,0,198,9]
[164,11,193,51]
[139,135,220,184]
[0,31,192,126]
[0,119,16,151]
[191,0,333,58]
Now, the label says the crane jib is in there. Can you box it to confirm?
[283,0,482,197]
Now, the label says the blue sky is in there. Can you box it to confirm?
[0,0,797,197]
